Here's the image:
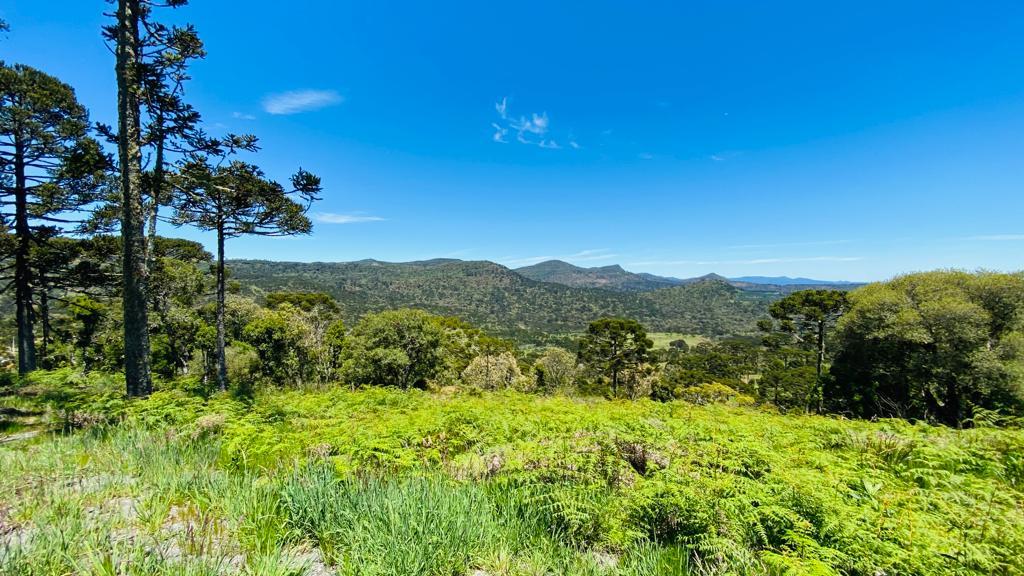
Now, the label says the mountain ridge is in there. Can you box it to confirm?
[227,258,780,343]
[514,259,861,293]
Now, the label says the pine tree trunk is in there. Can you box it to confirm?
[13,137,36,375]
[813,320,826,413]
[39,290,50,367]
[117,0,152,397]
[215,226,228,392]
[146,128,163,268]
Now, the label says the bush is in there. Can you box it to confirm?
[461,352,525,390]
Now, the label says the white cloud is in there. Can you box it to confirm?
[491,122,508,143]
[502,249,616,267]
[626,256,865,267]
[637,152,654,160]
[967,234,1024,241]
[313,212,384,224]
[727,240,854,250]
[232,111,256,120]
[491,97,577,150]
[263,90,343,115]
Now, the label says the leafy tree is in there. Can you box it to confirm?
[759,289,848,412]
[577,317,653,397]
[149,248,209,377]
[533,347,578,393]
[0,62,108,373]
[759,364,817,411]
[256,296,344,385]
[461,351,523,390]
[172,140,321,390]
[830,271,1024,426]
[242,305,304,385]
[341,309,447,389]
[266,291,339,314]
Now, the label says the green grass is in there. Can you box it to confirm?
[646,332,709,350]
[2,378,1023,575]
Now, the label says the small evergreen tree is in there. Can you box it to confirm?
[577,317,652,397]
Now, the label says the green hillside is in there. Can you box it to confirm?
[515,259,683,291]
[227,259,774,341]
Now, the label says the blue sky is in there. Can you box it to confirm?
[2,1,1023,281]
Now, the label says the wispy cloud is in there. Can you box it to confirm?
[727,240,854,250]
[967,234,1024,241]
[710,151,742,162]
[263,90,343,115]
[232,111,256,120]
[491,96,578,150]
[627,256,865,267]
[637,152,654,160]
[313,212,384,224]
[502,249,616,267]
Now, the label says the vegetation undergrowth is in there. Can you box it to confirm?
[2,374,1023,575]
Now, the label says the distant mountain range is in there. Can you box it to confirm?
[227,258,838,344]
[515,259,861,294]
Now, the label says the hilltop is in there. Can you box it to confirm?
[516,260,861,294]
[514,260,685,291]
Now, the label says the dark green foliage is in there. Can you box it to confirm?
[225,260,775,344]
[0,61,108,374]
[340,309,447,389]
[265,291,339,313]
[578,317,653,397]
[759,289,849,412]
[830,271,1024,425]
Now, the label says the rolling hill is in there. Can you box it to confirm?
[227,259,776,343]
[516,260,862,295]
[514,260,684,291]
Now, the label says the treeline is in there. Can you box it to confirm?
[2,6,1022,428]
[1,1,321,396]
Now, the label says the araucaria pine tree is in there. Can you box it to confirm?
[107,0,200,397]
[173,136,321,391]
[0,62,108,374]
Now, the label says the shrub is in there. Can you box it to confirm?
[461,352,524,390]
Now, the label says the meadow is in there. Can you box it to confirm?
[2,371,1023,576]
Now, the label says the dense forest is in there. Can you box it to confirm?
[1,4,1023,576]
[226,258,777,342]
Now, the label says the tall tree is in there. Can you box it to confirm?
[759,289,848,412]
[112,0,151,396]
[577,317,652,397]
[0,62,107,374]
[107,0,197,396]
[173,139,320,390]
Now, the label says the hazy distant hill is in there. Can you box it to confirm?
[516,260,860,294]
[731,275,860,286]
[228,259,775,343]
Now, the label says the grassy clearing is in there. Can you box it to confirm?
[646,333,708,349]
[2,382,1023,575]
